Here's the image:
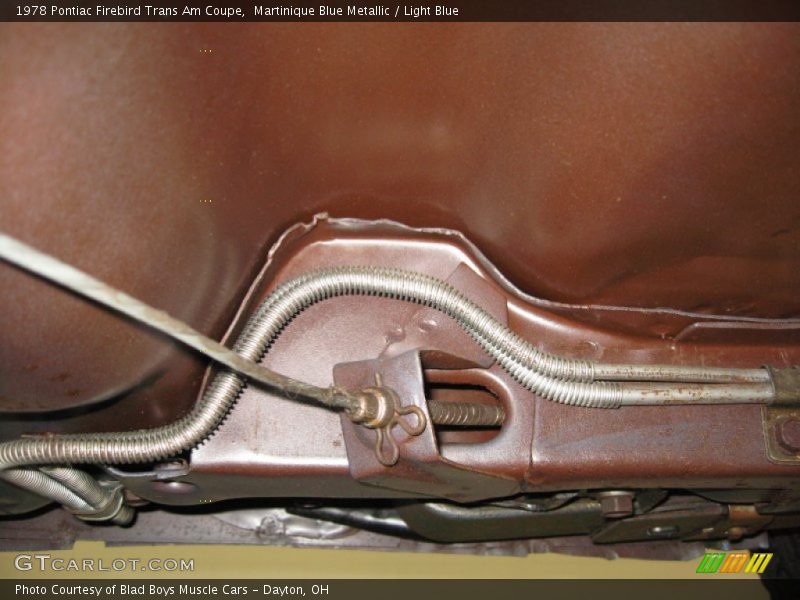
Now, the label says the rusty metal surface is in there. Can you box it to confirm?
[3,23,800,413]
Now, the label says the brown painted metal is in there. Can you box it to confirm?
[1,21,800,528]
[378,263,508,371]
[335,351,518,502]
[3,23,800,415]
[763,405,800,465]
[82,215,797,506]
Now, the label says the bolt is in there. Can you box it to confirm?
[427,400,505,427]
[776,417,800,453]
[598,491,634,519]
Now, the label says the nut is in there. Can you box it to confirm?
[598,491,634,519]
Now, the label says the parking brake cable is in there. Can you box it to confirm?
[0,232,797,523]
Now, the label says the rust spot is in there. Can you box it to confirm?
[50,371,71,382]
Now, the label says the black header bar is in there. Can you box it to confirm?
[2,1,800,22]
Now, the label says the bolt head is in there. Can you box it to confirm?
[776,417,800,453]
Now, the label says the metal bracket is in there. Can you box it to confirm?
[335,350,519,502]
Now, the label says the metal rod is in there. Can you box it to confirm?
[0,233,357,410]
[593,363,769,384]
[427,400,505,427]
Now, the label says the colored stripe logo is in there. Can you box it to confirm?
[696,551,773,574]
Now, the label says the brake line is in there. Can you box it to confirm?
[0,232,793,517]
